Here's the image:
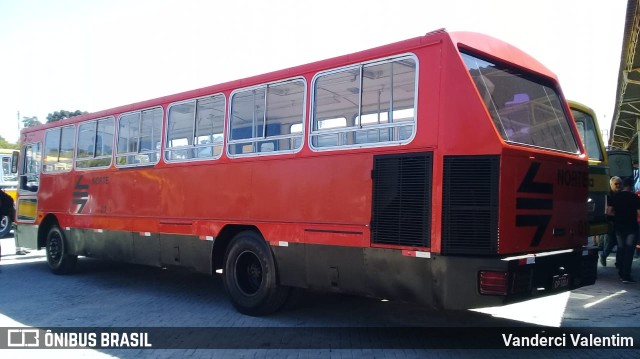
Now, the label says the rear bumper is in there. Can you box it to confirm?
[434,246,598,310]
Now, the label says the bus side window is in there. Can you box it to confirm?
[228,79,304,157]
[311,56,417,150]
[116,107,162,167]
[260,142,275,152]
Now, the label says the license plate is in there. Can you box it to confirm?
[552,274,570,290]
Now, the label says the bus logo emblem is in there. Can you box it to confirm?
[516,162,553,246]
[72,176,89,213]
[7,329,40,347]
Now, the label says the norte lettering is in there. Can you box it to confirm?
[92,176,110,185]
[557,169,588,188]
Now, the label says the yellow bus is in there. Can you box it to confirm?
[568,101,609,237]
[0,149,18,237]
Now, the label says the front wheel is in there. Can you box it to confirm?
[0,214,11,238]
[46,225,77,274]
[222,231,289,316]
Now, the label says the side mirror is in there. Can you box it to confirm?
[11,151,18,174]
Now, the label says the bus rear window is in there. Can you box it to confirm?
[461,52,578,154]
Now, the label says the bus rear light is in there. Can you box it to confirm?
[479,271,509,295]
[518,257,535,266]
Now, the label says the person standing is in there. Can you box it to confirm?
[601,176,622,266]
[0,189,28,256]
[0,188,14,261]
[606,177,640,283]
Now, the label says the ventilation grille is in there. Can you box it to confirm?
[371,152,432,247]
[442,155,499,255]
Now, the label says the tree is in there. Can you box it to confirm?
[0,135,19,149]
[47,110,87,123]
[22,116,42,128]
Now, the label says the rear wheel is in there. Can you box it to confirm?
[46,225,77,274]
[0,214,11,238]
[223,231,289,316]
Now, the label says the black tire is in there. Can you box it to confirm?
[0,214,11,238]
[222,231,289,316]
[46,225,77,274]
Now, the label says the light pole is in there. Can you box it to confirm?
[16,111,21,142]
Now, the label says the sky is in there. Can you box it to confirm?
[0,0,628,144]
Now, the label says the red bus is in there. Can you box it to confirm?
[14,29,597,315]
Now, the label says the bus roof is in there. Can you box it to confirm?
[449,31,557,82]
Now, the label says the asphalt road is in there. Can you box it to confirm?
[1,233,639,358]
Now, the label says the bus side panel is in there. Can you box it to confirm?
[54,156,371,231]
[277,243,437,307]
[63,227,212,273]
[65,155,375,233]
[363,247,435,305]
[250,155,373,225]
[37,174,76,215]
[69,228,133,262]
[158,233,213,274]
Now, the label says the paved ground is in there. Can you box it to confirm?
[1,233,639,358]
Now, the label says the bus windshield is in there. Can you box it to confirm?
[461,52,579,154]
[571,108,604,162]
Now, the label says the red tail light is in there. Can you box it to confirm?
[479,271,508,295]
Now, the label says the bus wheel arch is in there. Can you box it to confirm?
[212,224,260,272]
[40,216,77,274]
[37,214,59,249]
[221,229,290,316]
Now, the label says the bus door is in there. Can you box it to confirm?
[14,143,41,249]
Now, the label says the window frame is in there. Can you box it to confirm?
[43,125,76,173]
[165,93,226,163]
[460,51,579,154]
[309,53,419,152]
[115,106,164,168]
[226,77,307,158]
[572,109,604,162]
[19,142,42,195]
[75,116,115,170]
